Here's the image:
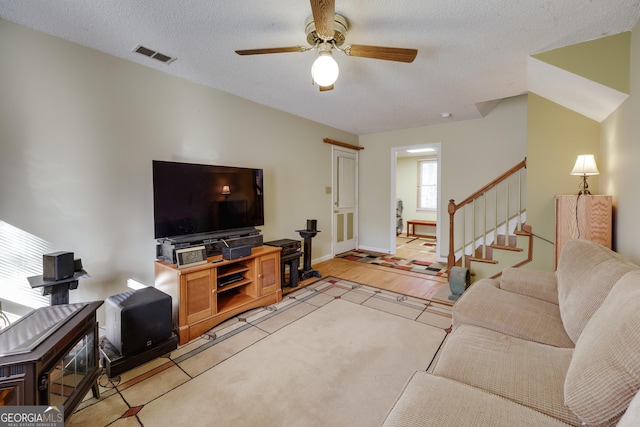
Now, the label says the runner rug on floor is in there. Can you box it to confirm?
[69,277,451,427]
[397,236,437,253]
[338,249,448,278]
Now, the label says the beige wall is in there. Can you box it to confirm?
[526,94,600,271]
[0,19,357,318]
[359,96,528,256]
[602,19,640,264]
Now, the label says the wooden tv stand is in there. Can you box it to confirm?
[154,245,282,346]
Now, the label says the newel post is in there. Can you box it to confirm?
[447,199,457,272]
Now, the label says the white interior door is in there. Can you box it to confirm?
[333,147,358,255]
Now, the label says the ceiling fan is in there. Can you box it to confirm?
[235,0,418,91]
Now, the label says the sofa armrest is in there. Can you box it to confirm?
[500,268,558,304]
[617,390,640,427]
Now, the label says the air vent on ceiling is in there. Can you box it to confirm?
[133,45,176,64]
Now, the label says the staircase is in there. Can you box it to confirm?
[464,223,533,280]
[447,158,531,281]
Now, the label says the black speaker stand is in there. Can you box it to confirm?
[296,229,322,280]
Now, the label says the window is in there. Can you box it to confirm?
[0,221,51,316]
[418,159,437,210]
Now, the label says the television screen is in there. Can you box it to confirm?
[152,160,264,239]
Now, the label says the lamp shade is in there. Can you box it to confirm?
[570,154,599,176]
[222,185,231,195]
[311,51,339,87]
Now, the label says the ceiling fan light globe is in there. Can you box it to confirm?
[311,52,339,87]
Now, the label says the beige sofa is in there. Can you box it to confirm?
[383,239,640,426]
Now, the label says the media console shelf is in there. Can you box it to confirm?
[154,245,282,346]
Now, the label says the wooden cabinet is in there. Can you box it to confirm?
[155,246,282,345]
[555,195,612,269]
[257,251,279,296]
[182,269,215,325]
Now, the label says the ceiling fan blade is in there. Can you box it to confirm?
[344,44,418,63]
[235,46,309,56]
[319,84,334,92]
[310,0,335,40]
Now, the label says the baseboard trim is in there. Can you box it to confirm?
[356,245,391,254]
[313,254,334,264]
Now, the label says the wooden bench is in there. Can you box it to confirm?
[406,220,437,238]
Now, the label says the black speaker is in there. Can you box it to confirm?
[43,251,75,281]
[222,244,252,260]
[106,287,173,357]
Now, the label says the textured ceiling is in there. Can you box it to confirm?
[1,1,639,135]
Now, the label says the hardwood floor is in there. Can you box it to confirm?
[288,237,451,304]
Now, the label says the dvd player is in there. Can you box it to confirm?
[218,274,244,287]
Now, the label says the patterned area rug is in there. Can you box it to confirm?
[70,276,452,426]
[396,236,437,253]
[338,249,448,278]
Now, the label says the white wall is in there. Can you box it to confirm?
[602,19,640,264]
[359,96,528,257]
[0,19,357,319]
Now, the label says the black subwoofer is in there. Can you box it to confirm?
[106,287,172,356]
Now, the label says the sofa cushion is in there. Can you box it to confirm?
[453,279,574,347]
[556,239,638,343]
[382,372,572,427]
[564,270,640,426]
[431,324,578,425]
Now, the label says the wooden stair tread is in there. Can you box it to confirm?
[466,245,497,267]
[496,234,517,247]
[490,243,523,252]
[473,245,493,258]
[466,256,499,265]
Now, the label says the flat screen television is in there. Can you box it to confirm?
[152,160,264,239]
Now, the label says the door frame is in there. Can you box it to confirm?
[390,143,442,257]
[332,146,359,256]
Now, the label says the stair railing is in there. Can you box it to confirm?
[447,158,527,272]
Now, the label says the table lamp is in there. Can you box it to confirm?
[570,154,599,195]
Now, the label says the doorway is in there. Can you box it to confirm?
[390,143,441,259]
